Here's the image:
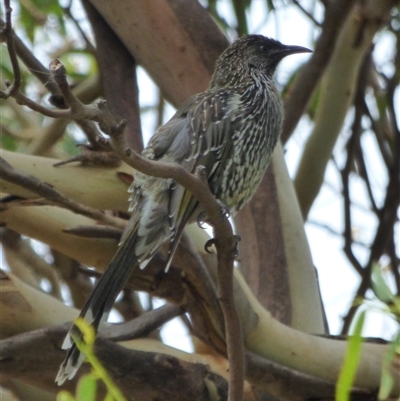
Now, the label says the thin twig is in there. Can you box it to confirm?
[291,0,321,26]
[0,0,21,98]
[0,227,63,299]
[341,158,364,276]
[81,0,143,151]
[341,84,400,332]
[12,90,72,118]
[0,17,65,105]
[339,60,370,333]
[340,54,373,278]
[53,146,120,167]
[307,220,368,248]
[63,225,123,240]
[363,99,394,169]
[62,3,96,55]
[99,304,183,342]
[353,135,379,214]
[3,60,112,125]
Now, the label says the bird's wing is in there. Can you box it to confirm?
[145,90,241,270]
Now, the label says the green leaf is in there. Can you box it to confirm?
[104,393,115,401]
[336,310,366,401]
[56,390,76,401]
[371,264,395,303]
[75,317,96,346]
[0,52,14,82]
[379,369,394,401]
[19,4,39,43]
[76,374,98,401]
[378,332,400,400]
[18,0,65,43]
[0,134,17,151]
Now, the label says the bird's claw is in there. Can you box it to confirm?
[197,211,208,229]
[204,234,241,258]
[231,235,241,259]
[204,238,215,254]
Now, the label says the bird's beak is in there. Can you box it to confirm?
[278,45,312,58]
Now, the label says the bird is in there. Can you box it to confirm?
[56,34,311,385]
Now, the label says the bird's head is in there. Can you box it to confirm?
[210,35,312,89]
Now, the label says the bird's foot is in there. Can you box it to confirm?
[231,234,241,259]
[204,234,241,259]
[216,199,231,221]
[197,211,208,229]
[197,200,231,229]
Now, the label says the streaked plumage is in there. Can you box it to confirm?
[56,35,311,385]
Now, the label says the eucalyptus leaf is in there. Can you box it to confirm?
[371,264,395,303]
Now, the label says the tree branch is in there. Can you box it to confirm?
[0,156,127,230]
[0,324,389,401]
[99,304,184,341]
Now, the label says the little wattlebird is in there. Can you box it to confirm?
[56,34,311,384]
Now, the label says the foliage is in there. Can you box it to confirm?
[57,319,127,401]
[336,310,366,401]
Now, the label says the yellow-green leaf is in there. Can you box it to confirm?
[378,332,400,400]
[57,390,76,401]
[77,374,98,401]
[371,264,395,303]
[336,310,366,401]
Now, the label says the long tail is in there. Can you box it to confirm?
[56,181,179,384]
[55,230,141,385]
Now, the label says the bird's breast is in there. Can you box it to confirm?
[212,85,283,213]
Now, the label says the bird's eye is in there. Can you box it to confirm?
[259,45,268,52]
